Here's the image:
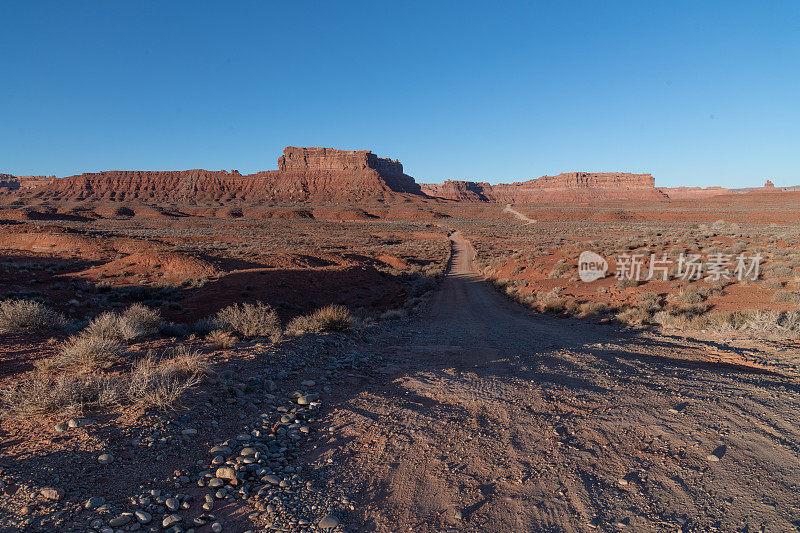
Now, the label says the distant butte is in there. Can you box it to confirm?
[5,147,797,202]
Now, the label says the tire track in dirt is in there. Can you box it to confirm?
[309,231,800,532]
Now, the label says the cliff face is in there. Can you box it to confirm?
[30,148,671,203]
[421,172,665,202]
[39,147,423,201]
[0,174,56,191]
[0,174,20,190]
[420,180,493,201]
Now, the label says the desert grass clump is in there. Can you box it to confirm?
[616,278,640,290]
[287,304,352,334]
[82,304,162,343]
[764,262,795,279]
[214,302,282,341]
[676,286,710,304]
[773,290,800,304]
[51,335,126,370]
[0,373,120,418]
[126,348,208,410]
[206,329,237,349]
[616,305,653,325]
[548,259,571,279]
[0,299,65,334]
[577,301,608,319]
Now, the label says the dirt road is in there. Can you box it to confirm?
[310,232,800,532]
[503,204,536,224]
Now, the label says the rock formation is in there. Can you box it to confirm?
[0,174,55,191]
[0,174,20,190]
[421,172,665,202]
[38,147,422,201]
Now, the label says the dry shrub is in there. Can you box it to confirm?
[542,297,571,314]
[2,346,208,417]
[287,304,352,334]
[676,286,710,304]
[655,308,800,338]
[616,278,640,290]
[126,348,208,410]
[616,306,653,325]
[52,336,126,370]
[206,329,236,349]
[0,373,120,418]
[0,300,65,334]
[82,304,162,343]
[215,302,281,341]
[773,290,800,304]
[637,291,663,312]
[548,259,571,279]
[764,262,795,279]
[577,301,607,318]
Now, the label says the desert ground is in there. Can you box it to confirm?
[1,187,799,532]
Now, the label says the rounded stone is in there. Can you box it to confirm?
[40,487,64,501]
[135,510,152,524]
[84,496,105,509]
[97,453,114,465]
[319,514,341,528]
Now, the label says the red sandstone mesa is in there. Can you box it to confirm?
[420,172,666,202]
[19,147,795,204]
[37,147,422,202]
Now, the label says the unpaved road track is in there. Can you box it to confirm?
[504,205,536,224]
[310,232,800,532]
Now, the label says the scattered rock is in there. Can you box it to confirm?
[108,514,132,527]
[319,514,341,528]
[135,510,152,524]
[40,487,64,501]
[85,496,105,509]
[97,453,114,465]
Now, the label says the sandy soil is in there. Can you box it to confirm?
[309,232,800,532]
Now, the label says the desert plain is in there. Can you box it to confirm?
[1,147,799,532]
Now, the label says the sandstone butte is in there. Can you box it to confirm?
[7,146,795,202]
[419,173,666,202]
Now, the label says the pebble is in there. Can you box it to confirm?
[135,510,152,524]
[162,514,182,527]
[165,497,180,511]
[707,454,720,462]
[108,514,132,527]
[319,514,341,528]
[97,453,115,465]
[85,496,105,509]
[211,522,223,532]
[209,445,232,456]
[40,487,64,500]
[54,423,68,433]
[216,467,237,482]
[263,474,281,485]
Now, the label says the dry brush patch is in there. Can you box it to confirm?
[0,346,209,418]
[286,304,353,335]
[0,299,65,334]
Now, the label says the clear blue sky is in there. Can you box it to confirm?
[1,1,798,187]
